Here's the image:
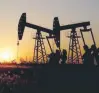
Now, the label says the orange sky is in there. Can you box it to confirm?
[0,0,99,62]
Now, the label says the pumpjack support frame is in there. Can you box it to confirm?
[33,30,47,63]
[67,29,82,64]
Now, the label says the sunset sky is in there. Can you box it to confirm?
[0,0,99,62]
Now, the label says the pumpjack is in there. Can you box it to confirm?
[53,17,96,64]
[18,13,60,63]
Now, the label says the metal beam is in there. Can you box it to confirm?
[26,22,53,34]
[60,21,90,31]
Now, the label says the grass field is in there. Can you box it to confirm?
[0,64,98,93]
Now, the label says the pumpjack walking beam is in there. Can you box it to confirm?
[18,13,54,41]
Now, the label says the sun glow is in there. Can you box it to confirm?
[0,49,14,62]
[2,52,11,60]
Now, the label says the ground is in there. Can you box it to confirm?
[0,64,98,93]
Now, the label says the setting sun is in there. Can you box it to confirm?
[0,49,14,62]
[2,51,11,60]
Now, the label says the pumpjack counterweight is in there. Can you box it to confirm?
[33,31,47,63]
[67,30,82,64]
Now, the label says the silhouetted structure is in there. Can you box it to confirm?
[48,52,55,64]
[48,50,61,64]
[97,48,99,65]
[54,50,61,64]
[82,45,94,65]
[90,44,98,65]
[96,48,99,65]
[61,49,67,64]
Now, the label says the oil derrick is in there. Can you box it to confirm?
[33,30,47,64]
[67,29,82,64]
